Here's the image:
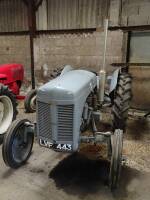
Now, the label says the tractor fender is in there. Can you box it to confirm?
[109,68,120,94]
[60,65,73,76]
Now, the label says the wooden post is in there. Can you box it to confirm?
[22,0,43,89]
[28,0,36,89]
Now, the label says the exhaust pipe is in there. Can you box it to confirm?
[99,19,109,104]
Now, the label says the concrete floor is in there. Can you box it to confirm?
[0,104,150,200]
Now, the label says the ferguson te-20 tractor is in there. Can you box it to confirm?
[0,63,24,143]
[2,20,132,190]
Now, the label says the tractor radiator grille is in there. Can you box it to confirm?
[57,105,74,142]
[37,101,52,140]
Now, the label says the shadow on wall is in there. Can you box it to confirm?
[49,152,141,198]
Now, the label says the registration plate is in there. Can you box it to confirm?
[39,139,72,151]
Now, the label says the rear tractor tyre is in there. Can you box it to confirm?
[112,73,132,130]
[0,85,18,144]
[24,89,37,113]
[2,119,34,169]
[24,67,63,113]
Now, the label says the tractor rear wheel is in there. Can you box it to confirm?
[112,73,132,130]
[24,67,63,113]
[24,89,37,113]
[0,85,18,144]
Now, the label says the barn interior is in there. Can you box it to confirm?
[0,1,150,200]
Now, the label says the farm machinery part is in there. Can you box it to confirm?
[2,20,132,190]
[24,67,64,113]
[0,63,24,143]
[2,66,132,190]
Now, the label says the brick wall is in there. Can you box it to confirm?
[34,30,123,81]
[0,30,123,88]
[0,30,123,87]
[0,35,31,85]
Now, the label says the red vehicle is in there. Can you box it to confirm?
[0,63,24,143]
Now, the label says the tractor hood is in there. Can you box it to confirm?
[0,63,24,83]
[37,69,97,103]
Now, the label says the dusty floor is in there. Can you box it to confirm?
[0,103,150,200]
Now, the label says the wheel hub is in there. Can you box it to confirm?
[12,126,33,163]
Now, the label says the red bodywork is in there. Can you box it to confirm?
[0,63,24,99]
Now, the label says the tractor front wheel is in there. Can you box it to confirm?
[2,119,34,169]
[109,129,123,190]
[0,85,18,144]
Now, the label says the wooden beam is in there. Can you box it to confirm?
[111,63,150,67]
[0,28,96,36]
[23,0,36,89]
[109,25,150,31]
[28,0,36,89]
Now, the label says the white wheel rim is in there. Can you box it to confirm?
[30,95,36,110]
[0,96,14,135]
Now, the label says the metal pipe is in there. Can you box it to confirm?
[102,19,109,71]
[99,19,109,104]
